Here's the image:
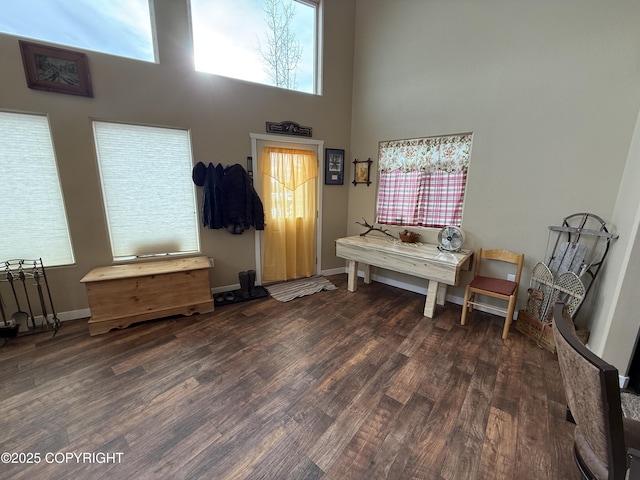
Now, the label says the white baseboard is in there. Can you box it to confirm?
[333,267,520,320]
[35,308,91,323]
[16,308,92,331]
[620,375,630,389]
[321,267,347,277]
[211,268,347,294]
[343,267,509,313]
[212,284,240,294]
[54,269,510,323]
[57,308,91,321]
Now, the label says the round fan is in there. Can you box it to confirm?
[438,226,465,252]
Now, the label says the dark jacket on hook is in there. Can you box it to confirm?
[222,164,265,234]
[195,162,225,229]
[192,162,264,233]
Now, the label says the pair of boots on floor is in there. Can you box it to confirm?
[238,269,258,299]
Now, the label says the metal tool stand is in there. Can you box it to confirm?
[1,258,60,344]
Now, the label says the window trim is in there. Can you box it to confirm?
[188,0,321,95]
[375,133,473,229]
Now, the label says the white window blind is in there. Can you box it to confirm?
[93,121,200,261]
[0,111,74,266]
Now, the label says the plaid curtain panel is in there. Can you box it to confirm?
[377,170,466,228]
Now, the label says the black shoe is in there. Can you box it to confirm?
[238,271,250,299]
[247,269,257,296]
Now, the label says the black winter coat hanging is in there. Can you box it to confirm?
[192,162,264,234]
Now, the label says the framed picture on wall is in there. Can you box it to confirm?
[352,158,372,186]
[325,148,345,185]
[19,40,93,98]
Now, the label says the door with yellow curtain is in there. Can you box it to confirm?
[260,146,318,282]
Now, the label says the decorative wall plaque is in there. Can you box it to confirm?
[266,120,312,137]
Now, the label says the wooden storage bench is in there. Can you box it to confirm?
[80,256,214,336]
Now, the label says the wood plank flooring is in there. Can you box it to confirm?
[0,274,579,479]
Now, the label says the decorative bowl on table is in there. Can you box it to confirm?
[399,230,420,243]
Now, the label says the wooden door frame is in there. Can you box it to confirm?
[249,133,324,286]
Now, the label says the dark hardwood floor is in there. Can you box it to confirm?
[0,274,579,479]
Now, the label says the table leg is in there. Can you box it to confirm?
[347,260,358,292]
[423,280,439,317]
[363,264,372,284]
[436,283,447,306]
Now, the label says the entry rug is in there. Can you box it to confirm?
[265,275,337,303]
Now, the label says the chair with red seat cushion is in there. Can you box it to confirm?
[460,248,524,339]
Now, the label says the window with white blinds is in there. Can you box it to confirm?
[93,121,200,261]
[0,111,74,266]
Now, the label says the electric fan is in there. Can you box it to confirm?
[437,226,465,252]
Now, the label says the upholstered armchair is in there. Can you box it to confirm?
[553,302,640,479]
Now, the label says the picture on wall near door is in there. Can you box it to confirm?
[352,158,372,186]
[325,148,345,185]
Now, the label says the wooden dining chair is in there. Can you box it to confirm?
[460,248,524,339]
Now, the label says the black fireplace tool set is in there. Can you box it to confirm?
[1,259,60,343]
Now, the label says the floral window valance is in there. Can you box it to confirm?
[378,133,473,174]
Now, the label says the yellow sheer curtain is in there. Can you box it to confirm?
[260,147,318,282]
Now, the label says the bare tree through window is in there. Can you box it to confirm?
[258,0,303,90]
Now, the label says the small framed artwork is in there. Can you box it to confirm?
[19,40,93,98]
[325,148,345,185]
[352,158,373,186]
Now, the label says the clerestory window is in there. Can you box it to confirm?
[189,0,319,94]
[0,0,156,62]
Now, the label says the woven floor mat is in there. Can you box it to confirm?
[265,275,337,302]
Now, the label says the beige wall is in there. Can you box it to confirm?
[0,0,355,314]
[597,109,640,371]
[349,0,640,370]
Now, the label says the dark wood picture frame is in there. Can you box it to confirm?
[19,40,93,98]
[325,148,345,185]
[352,158,373,186]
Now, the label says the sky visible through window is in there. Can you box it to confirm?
[1,0,316,93]
[0,0,155,62]
[190,0,316,93]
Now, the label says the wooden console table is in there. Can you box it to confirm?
[80,256,214,336]
[335,236,473,318]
